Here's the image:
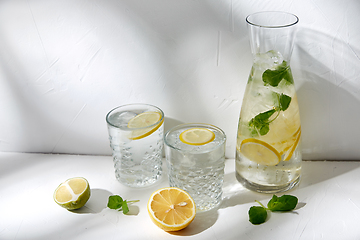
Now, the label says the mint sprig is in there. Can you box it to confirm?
[107,195,139,214]
[249,109,276,136]
[247,60,294,137]
[248,194,298,225]
[248,92,292,137]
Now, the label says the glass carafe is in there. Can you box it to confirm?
[235,12,302,193]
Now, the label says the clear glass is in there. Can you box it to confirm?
[164,123,226,211]
[236,12,302,193]
[106,103,164,187]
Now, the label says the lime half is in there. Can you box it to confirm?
[54,177,90,210]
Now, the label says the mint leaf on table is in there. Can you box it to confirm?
[107,195,124,209]
[248,194,299,225]
[107,195,139,214]
[267,195,298,211]
[249,206,268,225]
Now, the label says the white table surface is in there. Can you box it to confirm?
[1,152,360,240]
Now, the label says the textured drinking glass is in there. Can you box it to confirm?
[236,12,302,193]
[106,104,164,187]
[164,123,226,211]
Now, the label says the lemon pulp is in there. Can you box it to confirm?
[147,187,196,232]
[53,177,90,210]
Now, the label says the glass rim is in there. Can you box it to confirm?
[164,123,226,152]
[106,103,164,130]
[246,11,299,28]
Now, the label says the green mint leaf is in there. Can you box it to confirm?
[254,109,276,123]
[107,195,124,210]
[258,124,270,136]
[107,195,139,215]
[283,66,294,84]
[249,206,267,225]
[267,195,298,211]
[249,109,276,136]
[122,200,129,214]
[279,94,291,111]
[262,61,292,87]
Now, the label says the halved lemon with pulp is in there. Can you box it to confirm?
[53,177,90,210]
[240,138,281,166]
[127,111,163,140]
[179,128,215,145]
[147,187,196,232]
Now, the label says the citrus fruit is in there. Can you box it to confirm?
[271,126,301,155]
[240,138,281,166]
[147,187,196,232]
[179,127,215,145]
[260,96,301,154]
[127,111,163,140]
[53,177,90,210]
[283,128,301,161]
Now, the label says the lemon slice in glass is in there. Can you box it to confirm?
[179,127,215,145]
[240,138,281,166]
[53,177,90,210]
[147,187,196,232]
[127,111,163,140]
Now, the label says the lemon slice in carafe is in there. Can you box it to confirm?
[240,138,281,166]
[283,128,301,161]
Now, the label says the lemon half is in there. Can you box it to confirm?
[127,111,163,140]
[240,138,281,166]
[53,177,90,210]
[179,128,215,145]
[147,187,196,232]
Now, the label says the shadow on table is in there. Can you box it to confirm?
[71,188,113,214]
[169,207,219,236]
[219,160,360,210]
[219,171,273,209]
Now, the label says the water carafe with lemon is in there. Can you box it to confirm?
[235,12,302,193]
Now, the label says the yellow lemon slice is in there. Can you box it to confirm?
[271,126,301,155]
[53,177,90,210]
[179,128,215,145]
[147,187,196,232]
[127,111,163,140]
[283,128,301,161]
[240,138,281,166]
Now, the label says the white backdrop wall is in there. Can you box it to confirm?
[0,0,359,160]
